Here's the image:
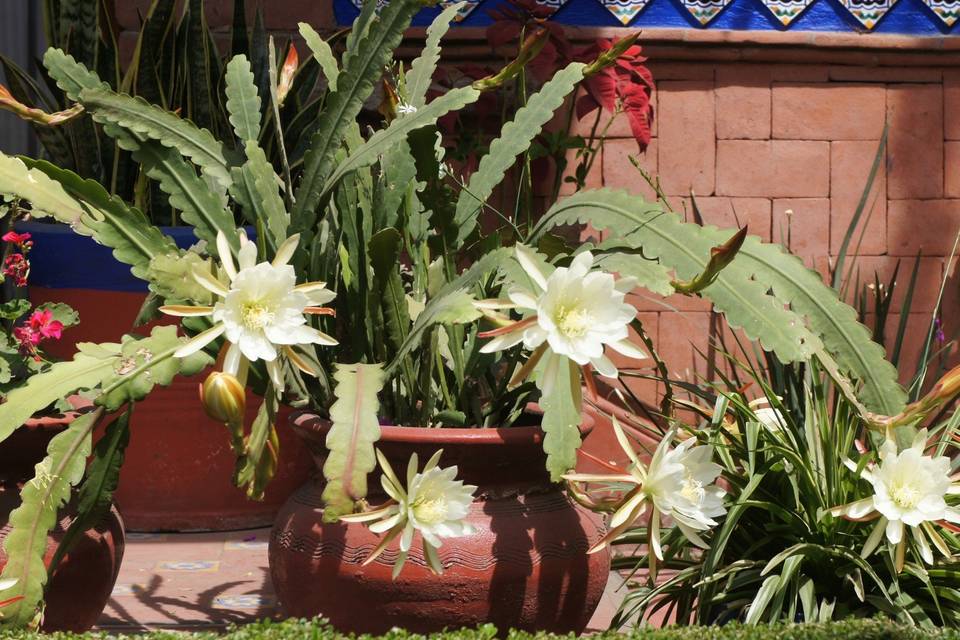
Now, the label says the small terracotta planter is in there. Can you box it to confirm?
[0,404,124,632]
[24,222,312,531]
[105,381,312,531]
[269,410,611,635]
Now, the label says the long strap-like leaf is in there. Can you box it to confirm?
[224,54,262,143]
[21,157,179,278]
[322,363,385,520]
[530,190,906,415]
[405,3,464,109]
[322,85,481,194]
[0,411,98,626]
[298,23,340,87]
[291,0,421,230]
[77,87,232,190]
[453,62,586,245]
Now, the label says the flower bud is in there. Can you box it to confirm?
[200,371,246,424]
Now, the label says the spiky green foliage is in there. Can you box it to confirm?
[453,62,586,244]
[405,3,464,109]
[291,0,422,229]
[224,55,263,144]
[530,189,905,415]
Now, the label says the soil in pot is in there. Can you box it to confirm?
[0,408,124,632]
[269,411,611,635]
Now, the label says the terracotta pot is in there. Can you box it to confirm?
[269,411,611,634]
[0,408,124,632]
[106,381,312,531]
[23,223,311,531]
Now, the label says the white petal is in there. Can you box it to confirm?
[913,526,934,564]
[273,234,300,267]
[217,232,237,280]
[223,343,243,376]
[650,506,663,561]
[569,251,594,277]
[515,244,548,291]
[192,266,230,297]
[266,358,284,392]
[590,353,618,378]
[400,522,415,552]
[886,518,904,545]
[507,287,539,310]
[861,518,886,558]
[608,339,647,360]
[237,238,258,271]
[479,330,525,353]
[174,323,226,358]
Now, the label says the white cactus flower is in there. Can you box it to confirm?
[160,230,337,391]
[564,417,726,578]
[830,430,960,571]
[340,449,477,578]
[478,245,645,396]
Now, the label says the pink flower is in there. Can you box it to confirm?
[2,231,31,246]
[28,309,63,340]
[12,309,63,361]
[3,253,29,287]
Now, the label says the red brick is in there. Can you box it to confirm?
[887,84,944,199]
[830,140,887,255]
[603,138,658,202]
[648,63,715,81]
[871,312,938,385]
[828,67,943,83]
[772,198,829,259]
[657,81,716,197]
[716,67,771,140]
[838,256,943,313]
[887,199,960,256]
[690,196,772,241]
[770,65,830,82]
[772,83,885,140]
[946,142,960,198]
[604,313,660,405]
[945,71,960,141]
[716,140,830,198]
[657,311,714,382]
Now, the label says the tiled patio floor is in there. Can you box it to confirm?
[96,529,624,633]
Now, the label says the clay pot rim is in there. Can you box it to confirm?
[291,406,595,447]
[22,395,93,431]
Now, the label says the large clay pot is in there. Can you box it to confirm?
[0,408,125,632]
[23,222,311,531]
[270,411,611,634]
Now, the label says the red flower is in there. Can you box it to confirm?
[3,253,29,287]
[2,231,32,251]
[576,38,654,151]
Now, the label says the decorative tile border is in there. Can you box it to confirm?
[335,0,958,33]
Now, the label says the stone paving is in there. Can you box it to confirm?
[95,528,624,633]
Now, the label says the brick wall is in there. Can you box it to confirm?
[113,2,959,402]
[574,60,960,399]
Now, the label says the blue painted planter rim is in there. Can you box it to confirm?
[16,222,212,293]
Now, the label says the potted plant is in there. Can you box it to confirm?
[0,0,316,531]
[0,0,905,630]
[0,204,123,632]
